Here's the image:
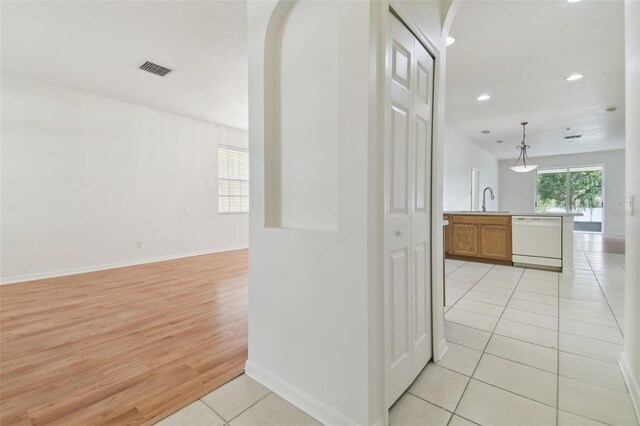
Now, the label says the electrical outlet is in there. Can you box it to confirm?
[136,241,142,249]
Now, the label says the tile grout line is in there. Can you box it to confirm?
[445,265,504,313]
[435,347,631,391]
[451,266,624,423]
[424,358,621,425]
[446,264,526,423]
[583,253,625,336]
[201,391,273,425]
[443,262,508,426]
[558,409,617,426]
[409,372,562,417]
[444,261,468,277]
[508,299,618,329]
[197,391,233,424]
[451,285,621,330]
[470,303,558,326]
[438,259,628,426]
[446,321,621,367]
[443,261,501,426]
[557,328,623,345]
[440,256,629,426]
[447,315,620,351]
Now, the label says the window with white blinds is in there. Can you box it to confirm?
[218,147,249,213]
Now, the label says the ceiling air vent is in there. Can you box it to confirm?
[565,135,582,140]
[139,61,172,77]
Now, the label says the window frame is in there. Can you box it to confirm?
[218,145,249,214]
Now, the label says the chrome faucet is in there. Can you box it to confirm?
[482,187,495,212]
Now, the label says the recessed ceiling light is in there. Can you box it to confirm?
[446,36,456,46]
[477,94,491,101]
[566,0,582,3]
[566,73,583,81]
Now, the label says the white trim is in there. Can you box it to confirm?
[388,1,441,56]
[371,416,385,426]
[244,360,360,426]
[512,255,562,268]
[620,353,640,423]
[0,245,248,285]
[435,338,448,362]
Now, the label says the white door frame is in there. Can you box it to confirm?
[382,0,447,409]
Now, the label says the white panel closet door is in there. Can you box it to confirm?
[411,33,434,375]
[385,12,434,406]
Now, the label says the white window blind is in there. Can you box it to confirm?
[218,147,249,213]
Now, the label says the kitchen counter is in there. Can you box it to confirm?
[444,212,579,272]
[444,211,583,217]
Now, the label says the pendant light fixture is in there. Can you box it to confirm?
[510,122,538,173]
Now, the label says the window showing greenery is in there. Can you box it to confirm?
[218,147,249,214]
[536,166,603,231]
[536,169,568,212]
[568,167,603,219]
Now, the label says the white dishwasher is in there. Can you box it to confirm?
[512,216,562,270]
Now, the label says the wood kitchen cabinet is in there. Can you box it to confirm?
[479,223,511,261]
[451,223,478,257]
[444,215,512,264]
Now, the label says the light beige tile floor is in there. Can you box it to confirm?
[155,242,636,426]
[391,247,636,426]
[155,374,319,426]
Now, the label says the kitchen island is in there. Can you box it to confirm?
[443,211,582,272]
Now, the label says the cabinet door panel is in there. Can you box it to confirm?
[451,224,478,256]
[479,224,511,260]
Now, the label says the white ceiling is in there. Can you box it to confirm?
[1,1,248,131]
[446,0,625,159]
[1,1,625,147]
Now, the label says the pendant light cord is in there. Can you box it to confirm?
[512,122,531,168]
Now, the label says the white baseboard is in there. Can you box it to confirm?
[620,353,640,422]
[371,415,385,426]
[245,360,360,426]
[0,245,249,285]
[436,338,448,362]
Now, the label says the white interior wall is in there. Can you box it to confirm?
[443,126,499,211]
[498,149,626,235]
[277,1,339,231]
[1,75,249,283]
[246,2,372,424]
[246,1,447,425]
[622,0,640,419]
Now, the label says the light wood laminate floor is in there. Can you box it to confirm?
[0,249,248,426]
